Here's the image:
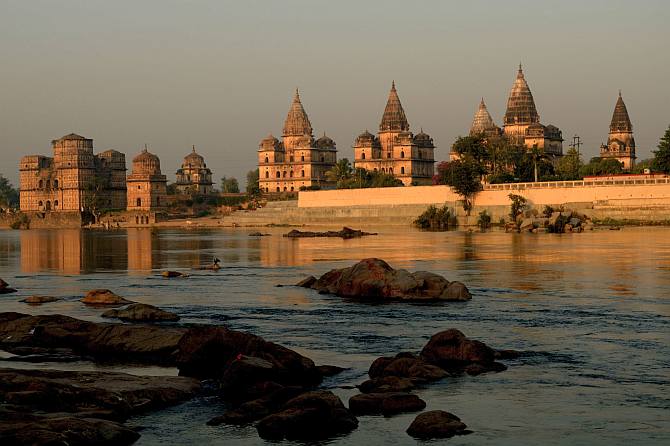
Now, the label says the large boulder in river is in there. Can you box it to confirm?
[102,303,180,322]
[175,326,322,392]
[302,258,471,301]
[21,295,59,304]
[349,392,426,416]
[420,329,506,374]
[0,278,17,294]
[81,289,134,306]
[256,390,358,441]
[406,410,470,439]
[368,352,448,382]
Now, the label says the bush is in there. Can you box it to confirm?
[196,210,211,218]
[508,194,528,221]
[477,210,491,230]
[414,205,457,230]
[542,205,555,218]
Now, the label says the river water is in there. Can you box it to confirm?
[0,227,668,445]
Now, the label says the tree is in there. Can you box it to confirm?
[0,175,19,209]
[83,175,112,222]
[451,135,489,166]
[435,158,483,214]
[326,159,354,187]
[556,147,583,180]
[221,176,240,193]
[652,125,670,173]
[166,183,179,195]
[246,169,260,196]
[579,157,623,177]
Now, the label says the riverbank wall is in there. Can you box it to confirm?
[225,178,670,227]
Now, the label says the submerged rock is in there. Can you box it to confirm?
[359,375,416,393]
[81,289,134,306]
[420,328,506,374]
[406,410,470,439]
[0,278,17,294]
[102,303,180,322]
[256,390,358,441]
[207,385,305,426]
[161,271,188,278]
[249,232,270,237]
[305,258,472,302]
[349,392,426,416]
[21,295,60,304]
[284,227,377,239]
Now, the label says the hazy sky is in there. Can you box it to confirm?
[1,0,669,187]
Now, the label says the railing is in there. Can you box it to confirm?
[483,177,670,191]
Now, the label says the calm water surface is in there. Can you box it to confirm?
[0,227,668,445]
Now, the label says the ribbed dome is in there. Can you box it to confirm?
[184,146,205,166]
[315,133,335,149]
[283,89,313,137]
[413,129,434,148]
[504,65,539,126]
[379,81,409,132]
[355,130,376,145]
[132,148,161,175]
[610,92,633,133]
[470,99,498,135]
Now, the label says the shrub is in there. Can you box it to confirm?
[508,194,528,221]
[414,204,457,230]
[542,205,555,218]
[477,210,491,230]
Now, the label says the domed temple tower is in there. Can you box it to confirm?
[353,82,435,185]
[19,133,126,212]
[258,89,337,193]
[126,147,167,212]
[599,92,636,170]
[470,99,502,138]
[175,146,214,195]
[502,65,563,156]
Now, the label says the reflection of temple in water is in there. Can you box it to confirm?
[20,229,127,274]
[127,228,160,272]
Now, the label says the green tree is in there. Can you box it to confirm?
[652,125,670,173]
[83,175,112,222]
[436,159,483,213]
[326,159,354,187]
[556,147,583,180]
[579,157,623,177]
[246,169,260,196]
[451,135,489,166]
[0,175,19,208]
[221,176,240,193]
[166,183,178,195]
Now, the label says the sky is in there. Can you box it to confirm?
[1,0,669,187]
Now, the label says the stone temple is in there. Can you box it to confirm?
[468,65,563,157]
[258,89,337,192]
[353,82,436,185]
[175,146,214,195]
[599,92,636,170]
[126,147,168,212]
[19,133,127,212]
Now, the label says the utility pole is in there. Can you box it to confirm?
[571,135,582,157]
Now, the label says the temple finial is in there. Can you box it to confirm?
[192,144,196,152]
[391,80,396,90]
[618,89,622,97]
[143,143,148,152]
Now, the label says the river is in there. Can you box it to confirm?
[0,226,668,445]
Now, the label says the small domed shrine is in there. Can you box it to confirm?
[126,146,167,212]
[175,146,214,195]
[599,92,636,170]
[353,82,435,185]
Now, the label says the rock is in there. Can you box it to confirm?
[0,367,200,420]
[564,224,573,232]
[548,211,562,226]
[368,353,448,382]
[317,364,347,376]
[406,410,469,439]
[0,278,17,294]
[2,346,81,363]
[0,415,140,446]
[519,218,535,232]
[359,376,416,393]
[504,222,519,233]
[256,390,358,441]
[295,276,317,288]
[249,232,270,237]
[569,217,582,227]
[20,295,59,304]
[161,271,187,278]
[284,227,377,239]
[308,258,471,302]
[349,392,425,416]
[420,329,506,374]
[175,326,322,392]
[81,289,134,306]
[0,313,186,365]
[207,385,305,426]
[495,349,522,360]
[102,303,180,322]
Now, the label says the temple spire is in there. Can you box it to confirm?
[379,81,409,132]
[283,88,313,137]
[610,91,633,133]
[470,98,498,136]
[504,64,539,126]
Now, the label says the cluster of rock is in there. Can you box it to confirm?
[345,328,518,439]
[298,258,472,302]
[284,227,377,239]
[506,209,594,233]
[0,278,17,295]
[0,312,341,443]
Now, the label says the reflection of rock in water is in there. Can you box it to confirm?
[20,229,128,274]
